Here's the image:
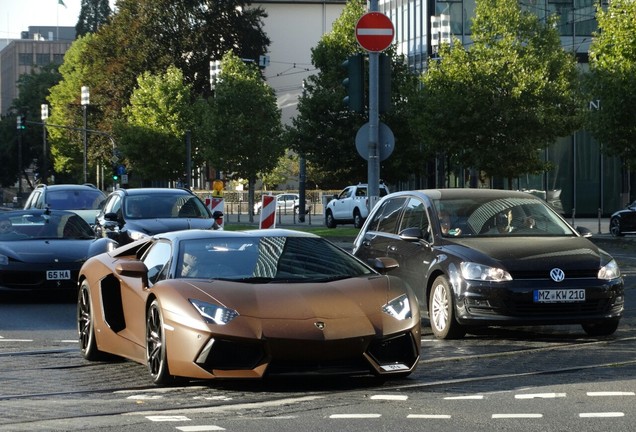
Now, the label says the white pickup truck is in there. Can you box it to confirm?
[325,183,389,228]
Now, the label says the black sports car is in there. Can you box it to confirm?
[94,188,220,246]
[0,209,117,294]
[609,201,636,237]
[353,189,624,339]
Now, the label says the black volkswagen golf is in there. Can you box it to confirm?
[352,189,624,339]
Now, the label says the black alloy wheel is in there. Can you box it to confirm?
[609,217,623,237]
[77,280,105,360]
[146,299,176,385]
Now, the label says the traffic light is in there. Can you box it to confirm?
[16,114,26,130]
[112,165,119,182]
[341,54,365,113]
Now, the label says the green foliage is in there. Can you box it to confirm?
[0,64,62,187]
[414,0,583,186]
[47,34,109,181]
[115,66,210,182]
[76,0,111,37]
[44,0,271,184]
[289,0,424,188]
[211,51,284,207]
[586,0,636,165]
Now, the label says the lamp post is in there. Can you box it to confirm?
[41,104,48,183]
[81,86,90,183]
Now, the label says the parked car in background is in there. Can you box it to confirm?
[325,183,389,229]
[353,188,624,339]
[0,209,117,294]
[253,193,310,215]
[78,228,420,385]
[609,201,636,237]
[23,184,106,227]
[94,188,219,246]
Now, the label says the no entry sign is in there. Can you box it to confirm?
[355,12,395,52]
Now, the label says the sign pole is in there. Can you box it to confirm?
[355,2,393,211]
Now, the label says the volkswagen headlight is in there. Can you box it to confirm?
[190,299,239,325]
[598,259,621,280]
[461,262,512,282]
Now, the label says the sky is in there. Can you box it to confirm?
[0,0,115,41]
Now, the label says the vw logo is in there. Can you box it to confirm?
[314,322,325,330]
[550,268,565,282]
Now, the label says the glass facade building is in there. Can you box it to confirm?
[379,0,628,217]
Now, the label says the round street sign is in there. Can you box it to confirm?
[355,12,395,52]
[355,122,395,161]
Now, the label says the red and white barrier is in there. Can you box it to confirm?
[259,195,276,229]
[205,196,224,229]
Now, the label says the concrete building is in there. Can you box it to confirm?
[254,0,346,124]
[0,26,74,114]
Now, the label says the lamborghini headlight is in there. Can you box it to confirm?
[190,299,239,325]
[382,294,412,320]
[461,262,512,282]
[598,259,621,280]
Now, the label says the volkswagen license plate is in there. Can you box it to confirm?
[534,289,585,303]
[47,270,71,280]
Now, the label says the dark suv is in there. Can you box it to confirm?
[23,184,106,226]
[94,188,218,245]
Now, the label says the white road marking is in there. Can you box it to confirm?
[370,394,408,401]
[444,395,484,400]
[193,396,233,401]
[127,395,163,400]
[515,393,566,399]
[407,414,451,419]
[587,391,635,397]
[330,414,382,419]
[146,415,191,422]
[579,412,625,418]
[126,396,324,416]
[0,338,33,342]
[176,427,226,431]
[492,414,543,419]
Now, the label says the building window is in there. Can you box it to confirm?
[53,54,64,64]
[19,53,33,66]
[36,53,50,66]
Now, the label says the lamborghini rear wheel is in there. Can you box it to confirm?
[146,299,176,386]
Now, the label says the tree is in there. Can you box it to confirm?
[0,65,62,187]
[76,0,111,37]
[210,51,284,221]
[288,0,424,188]
[48,0,271,184]
[47,34,112,182]
[115,66,211,183]
[414,0,583,188]
[586,0,636,166]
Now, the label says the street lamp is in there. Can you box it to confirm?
[81,86,90,183]
[41,104,48,183]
